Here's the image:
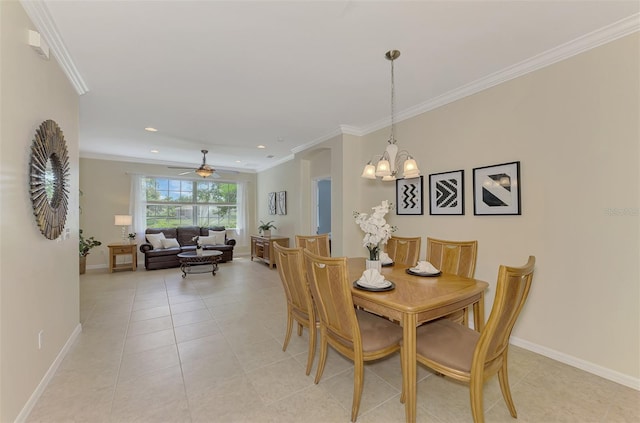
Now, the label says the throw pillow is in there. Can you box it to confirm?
[198,235,218,246]
[161,238,180,249]
[209,230,226,245]
[146,232,166,249]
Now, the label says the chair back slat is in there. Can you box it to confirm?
[386,236,421,266]
[303,250,358,346]
[476,256,535,365]
[273,244,313,319]
[296,234,331,257]
[426,237,478,278]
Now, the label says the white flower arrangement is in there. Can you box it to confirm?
[354,200,397,260]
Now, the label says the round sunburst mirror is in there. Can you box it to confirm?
[29,120,70,240]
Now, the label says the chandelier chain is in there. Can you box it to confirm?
[390,55,396,145]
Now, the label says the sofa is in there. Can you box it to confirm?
[139,226,236,270]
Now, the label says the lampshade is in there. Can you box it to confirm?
[195,165,213,178]
[114,215,132,226]
[361,164,377,179]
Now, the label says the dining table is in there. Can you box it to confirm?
[348,257,489,423]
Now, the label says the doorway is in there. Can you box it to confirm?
[315,178,331,235]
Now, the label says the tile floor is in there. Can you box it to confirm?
[27,256,639,422]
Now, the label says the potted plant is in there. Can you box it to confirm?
[79,229,102,274]
[258,220,277,237]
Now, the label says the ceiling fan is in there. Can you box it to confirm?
[168,149,220,178]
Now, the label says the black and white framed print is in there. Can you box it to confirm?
[277,191,287,215]
[268,192,277,215]
[473,161,521,215]
[429,170,464,215]
[396,176,424,215]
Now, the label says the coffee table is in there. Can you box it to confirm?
[177,250,223,278]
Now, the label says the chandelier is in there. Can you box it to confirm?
[361,50,420,181]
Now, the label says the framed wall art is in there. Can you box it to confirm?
[268,192,276,215]
[277,191,287,215]
[396,176,424,215]
[473,161,521,215]
[429,170,464,215]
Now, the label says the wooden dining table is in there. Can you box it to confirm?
[348,257,489,423]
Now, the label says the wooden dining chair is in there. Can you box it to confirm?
[295,234,331,257]
[385,236,421,266]
[426,237,478,325]
[402,256,535,423]
[303,250,403,422]
[273,243,317,375]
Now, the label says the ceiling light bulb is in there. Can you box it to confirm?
[257,145,266,149]
[144,127,158,132]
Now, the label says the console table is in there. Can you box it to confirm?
[108,243,137,273]
[250,235,289,268]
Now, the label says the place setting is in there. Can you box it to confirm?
[406,260,442,277]
[379,251,394,267]
[354,268,395,292]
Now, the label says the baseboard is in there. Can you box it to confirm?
[15,323,83,422]
[510,336,640,391]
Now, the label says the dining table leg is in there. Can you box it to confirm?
[473,292,485,332]
[402,313,417,423]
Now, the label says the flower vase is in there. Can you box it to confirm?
[365,260,382,274]
[196,248,203,256]
[263,230,271,237]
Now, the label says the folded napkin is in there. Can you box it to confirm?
[379,251,393,265]
[357,269,391,288]
[410,261,440,274]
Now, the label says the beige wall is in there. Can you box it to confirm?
[79,158,258,266]
[0,2,81,421]
[256,34,639,385]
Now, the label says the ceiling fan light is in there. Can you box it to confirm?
[195,167,213,178]
[381,175,396,182]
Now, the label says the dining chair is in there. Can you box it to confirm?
[303,249,403,422]
[295,234,331,257]
[385,236,421,266]
[426,237,478,325]
[402,256,535,423]
[273,243,317,375]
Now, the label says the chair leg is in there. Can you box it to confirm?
[351,359,364,422]
[498,358,517,418]
[314,333,328,384]
[469,375,485,423]
[400,345,405,404]
[297,322,303,336]
[462,307,469,327]
[305,321,317,376]
[282,309,293,351]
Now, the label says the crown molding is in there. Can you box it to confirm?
[356,13,640,136]
[20,0,89,95]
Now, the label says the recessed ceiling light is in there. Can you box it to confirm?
[257,145,266,149]
[277,137,284,142]
[145,127,158,132]
[235,160,241,163]
[150,149,159,153]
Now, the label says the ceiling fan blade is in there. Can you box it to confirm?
[178,170,194,176]
[168,166,194,170]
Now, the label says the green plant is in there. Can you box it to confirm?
[79,229,101,257]
[258,220,277,233]
[128,233,136,240]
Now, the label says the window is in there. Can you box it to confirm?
[144,177,238,228]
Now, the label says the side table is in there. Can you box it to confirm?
[108,243,137,273]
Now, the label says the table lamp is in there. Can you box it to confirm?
[114,215,132,242]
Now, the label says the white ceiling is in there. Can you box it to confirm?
[27,1,639,174]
